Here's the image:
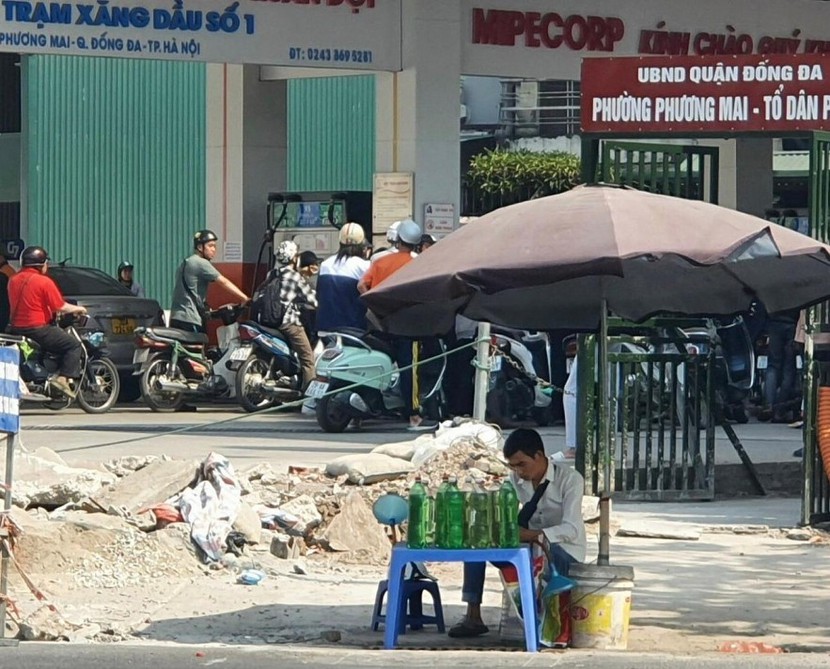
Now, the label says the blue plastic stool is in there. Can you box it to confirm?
[371,577,446,634]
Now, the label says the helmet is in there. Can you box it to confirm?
[118,260,134,274]
[386,221,401,243]
[298,250,320,268]
[397,219,422,246]
[21,246,49,267]
[276,240,299,265]
[339,222,365,246]
[193,229,219,249]
[420,234,437,247]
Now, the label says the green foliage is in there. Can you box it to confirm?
[466,149,581,201]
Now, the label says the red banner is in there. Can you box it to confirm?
[581,54,830,134]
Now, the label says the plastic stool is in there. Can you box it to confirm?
[371,578,446,634]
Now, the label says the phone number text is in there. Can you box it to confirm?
[288,47,373,64]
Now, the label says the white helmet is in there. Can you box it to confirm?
[276,240,298,265]
[339,222,365,246]
[397,219,422,246]
[386,220,401,243]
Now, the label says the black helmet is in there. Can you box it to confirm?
[193,230,219,249]
[21,246,49,267]
[118,260,134,274]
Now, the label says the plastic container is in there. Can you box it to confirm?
[434,475,450,548]
[446,477,466,549]
[568,564,635,650]
[467,485,493,549]
[407,476,429,548]
[498,480,520,548]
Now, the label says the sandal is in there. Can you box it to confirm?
[447,620,489,638]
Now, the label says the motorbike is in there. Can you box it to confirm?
[132,304,245,412]
[4,314,120,414]
[309,328,447,433]
[487,327,554,427]
[234,320,304,412]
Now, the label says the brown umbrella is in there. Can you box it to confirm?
[364,184,830,336]
[363,183,830,567]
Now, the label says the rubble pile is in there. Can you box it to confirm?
[406,439,509,488]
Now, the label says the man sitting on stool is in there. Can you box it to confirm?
[448,427,587,638]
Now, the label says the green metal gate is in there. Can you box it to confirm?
[599,141,719,202]
[802,132,830,525]
[576,324,717,501]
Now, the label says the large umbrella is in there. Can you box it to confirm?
[364,185,830,335]
[363,184,830,565]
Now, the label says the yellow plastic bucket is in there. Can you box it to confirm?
[568,564,635,650]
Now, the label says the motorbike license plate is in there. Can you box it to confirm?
[230,346,252,362]
[757,355,768,370]
[111,317,137,336]
[305,380,330,399]
[133,348,149,364]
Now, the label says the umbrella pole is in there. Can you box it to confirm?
[472,322,491,422]
[598,299,612,566]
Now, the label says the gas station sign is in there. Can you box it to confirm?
[582,54,830,134]
[0,0,402,70]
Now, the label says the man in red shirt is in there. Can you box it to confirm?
[358,220,437,431]
[8,246,88,398]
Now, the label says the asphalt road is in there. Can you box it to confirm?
[5,644,830,669]
[17,405,801,471]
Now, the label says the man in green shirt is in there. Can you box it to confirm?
[170,230,249,333]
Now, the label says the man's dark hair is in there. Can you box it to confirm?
[503,428,545,459]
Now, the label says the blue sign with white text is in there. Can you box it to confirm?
[0,346,20,434]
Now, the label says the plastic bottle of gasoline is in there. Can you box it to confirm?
[407,476,429,549]
[498,479,521,548]
[434,475,451,548]
[446,476,466,549]
[468,482,493,549]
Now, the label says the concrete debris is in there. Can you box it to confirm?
[408,440,507,488]
[326,453,413,485]
[786,528,813,542]
[88,459,198,517]
[293,560,309,575]
[322,492,390,559]
[321,630,342,642]
[270,532,302,560]
[3,450,117,509]
[233,501,263,545]
[371,441,417,462]
[582,496,601,523]
[618,522,701,541]
[279,495,322,534]
[705,525,770,535]
[102,455,167,478]
[17,606,79,641]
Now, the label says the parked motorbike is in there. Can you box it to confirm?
[487,327,554,427]
[234,320,304,412]
[132,305,245,412]
[309,329,447,433]
[4,314,120,414]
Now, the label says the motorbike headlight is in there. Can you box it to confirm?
[84,331,105,348]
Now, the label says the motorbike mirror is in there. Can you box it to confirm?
[267,193,285,203]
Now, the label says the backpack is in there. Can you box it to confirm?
[250,269,285,328]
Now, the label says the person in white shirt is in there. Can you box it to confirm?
[448,427,587,638]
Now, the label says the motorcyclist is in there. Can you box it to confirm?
[317,223,371,332]
[8,246,88,398]
[169,230,249,333]
[369,220,402,264]
[272,241,319,391]
[117,260,145,298]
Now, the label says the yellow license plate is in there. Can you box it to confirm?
[111,317,137,336]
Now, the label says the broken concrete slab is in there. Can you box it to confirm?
[322,492,390,559]
[2,450,117,508]
[103,455,165,478]
[16,606,79,641]
[233,501,262,545]
[326,453,413,485]
[88,459,198,516]
[786,528,813,541]
[279,495,322,534]
[270,532,302,560]
[582,496,601,522]
[618,521,701,541]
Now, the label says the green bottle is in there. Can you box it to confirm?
[407,476,429,549]
[446,477,466,549]
[498,480,520,548]
[468,483,493,549]
[425,495,435,547]
[434,475,451,548]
